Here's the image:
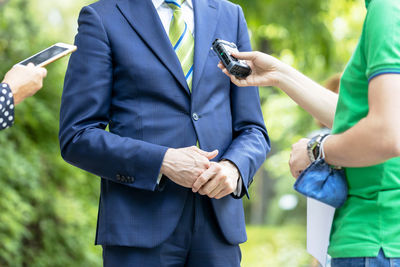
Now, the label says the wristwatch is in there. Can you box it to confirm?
[307,134,330,162]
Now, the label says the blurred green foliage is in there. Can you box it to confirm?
[241,226,312,267]
[0,0,100,266]
[0,0,365,266]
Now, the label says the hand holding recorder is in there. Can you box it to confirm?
[217,50,284,88]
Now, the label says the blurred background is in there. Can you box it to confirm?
[0,0,365,266]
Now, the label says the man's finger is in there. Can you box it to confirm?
[192,165,217,192]
[215,188,230,199]
[201,172,223,197]
[194,147,219,160]
[206,149,218,160]
[207,181,224,199]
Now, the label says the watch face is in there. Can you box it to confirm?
[308,134,330,162]
[308,134,323,162]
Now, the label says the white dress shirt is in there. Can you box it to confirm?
[152,0,194,36]
[152,0,242,197]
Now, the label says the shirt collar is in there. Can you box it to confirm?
[152,0,193,9]
[152,0,165,9]
[185,0,193,9]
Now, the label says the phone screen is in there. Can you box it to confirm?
[19,46,68,66]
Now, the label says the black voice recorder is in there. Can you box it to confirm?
[212,39,252,78]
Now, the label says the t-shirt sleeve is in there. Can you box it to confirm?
[364,0,400,81]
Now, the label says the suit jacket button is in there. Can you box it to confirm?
[192,113,199,121]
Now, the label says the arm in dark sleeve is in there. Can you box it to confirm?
[59,6,168,191]
[221,5,271,199]
[0,83,15,130]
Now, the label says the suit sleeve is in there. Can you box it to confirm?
[221,5,271,199]
[59,6,168,191]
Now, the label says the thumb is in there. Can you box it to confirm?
[39,67,48,78]
[194,147,219,160]
[206,149,219,160]
[230,51,257,61]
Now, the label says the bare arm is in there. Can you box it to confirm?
[289,74,400,177]
[324,74,400,167]
[277,63,338,128]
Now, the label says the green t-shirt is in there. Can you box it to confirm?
[328,0,400,258]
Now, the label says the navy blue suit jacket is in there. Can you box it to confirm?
[59,0,270,248]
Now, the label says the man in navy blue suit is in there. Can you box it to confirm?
[59,0,270,266]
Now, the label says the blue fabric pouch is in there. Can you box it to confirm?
[293,159,348,208]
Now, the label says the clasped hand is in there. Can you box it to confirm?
[160,146,239,199]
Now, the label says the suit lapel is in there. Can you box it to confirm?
[116,0,191,95]
[192,0,220,92]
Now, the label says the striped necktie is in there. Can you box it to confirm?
[166,0,194,92]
